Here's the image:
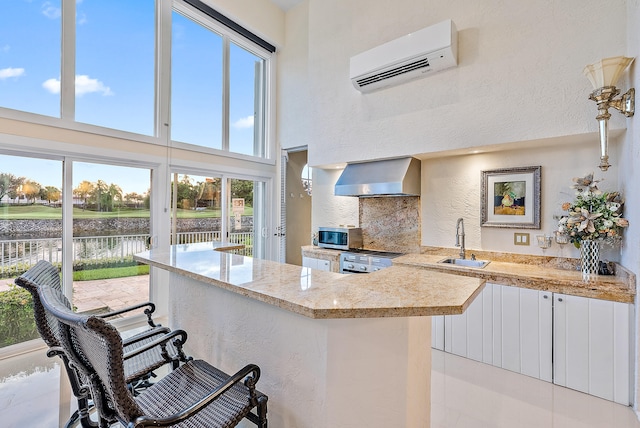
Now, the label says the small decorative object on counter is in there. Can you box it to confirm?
[557,173,629,278]
[580,239,600,279]
[312,232,319,246]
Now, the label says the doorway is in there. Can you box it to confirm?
[284,149,311,265]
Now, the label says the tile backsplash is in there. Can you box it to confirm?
[359,196,421,254]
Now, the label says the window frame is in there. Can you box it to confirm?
[0,0,276,165]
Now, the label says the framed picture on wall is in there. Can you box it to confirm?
[480,166,541,229]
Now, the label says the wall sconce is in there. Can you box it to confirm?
[583,56,635,171]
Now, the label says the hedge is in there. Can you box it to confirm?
[0,256,144,279]
[0,284,39,348]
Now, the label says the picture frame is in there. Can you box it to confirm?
[481,166,541,229]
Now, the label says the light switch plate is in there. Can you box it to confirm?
[514,232,530,246]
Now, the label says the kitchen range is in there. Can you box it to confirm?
[339,249,403,274]
[317,226,403,273]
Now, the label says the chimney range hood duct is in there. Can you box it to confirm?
[334,157,421,197]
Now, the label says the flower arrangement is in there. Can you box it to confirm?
[558,173,629,248]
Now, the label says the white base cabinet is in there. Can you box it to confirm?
[553,293,632,405]
[302,256,332,271]
[433,283,632,405]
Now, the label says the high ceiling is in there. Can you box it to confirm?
[269,0,303,11]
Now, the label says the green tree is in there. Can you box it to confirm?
[74,180,94,210]
[124,192,144,208]
[0,173,25,202]
[21,179,41,203]
[231,179,254,206]
[92,180,109,211]
[43,186,61,204]
[107,183,123,211]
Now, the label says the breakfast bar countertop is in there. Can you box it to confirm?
[134,243,485,319]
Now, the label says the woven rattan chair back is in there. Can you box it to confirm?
[14,260,66,348]
[39,282,142,425]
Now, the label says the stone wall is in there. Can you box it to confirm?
[0,217,254,239]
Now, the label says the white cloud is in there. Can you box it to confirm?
[42,78,60,93]
[77,12,87,25]
[41,2,61,19]
[42,75,114,96]
[0,67,25,80]
[232,115,254,129]
[1,45,10,53]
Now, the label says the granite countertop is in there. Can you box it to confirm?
[302,245,636,304]
[135,243,485,319]
[394,251,635,304]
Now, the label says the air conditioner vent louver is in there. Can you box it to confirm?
[355,58,430,88]
[349,19,457,93]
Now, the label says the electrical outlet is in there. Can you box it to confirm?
[514,232,530,246]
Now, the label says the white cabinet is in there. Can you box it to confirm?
[553,293,632,405]
[440,283,552,381]
[302,256,331,272]
[433,283,632,405]
[492,285,553,382]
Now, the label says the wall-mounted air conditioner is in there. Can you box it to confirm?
[349,19,458,93]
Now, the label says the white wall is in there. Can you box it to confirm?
[280,0,628,167]
[202,0,285,48]
[421,141,621,260]
[622,0,640,416]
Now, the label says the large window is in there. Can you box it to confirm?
[171,3,270,157]
[0,1,61,117]
[75,1,155,135]
[229,42,266,157]
[71,163,151,313]
[171,11,224,149]
[0,1,273,160]
[169,173,266,258]
[0,153,63,349]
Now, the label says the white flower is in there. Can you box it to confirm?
[608,202,620,212]
[603,219,613,228]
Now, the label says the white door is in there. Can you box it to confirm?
[553,293,631,405]
[492,284,552,381]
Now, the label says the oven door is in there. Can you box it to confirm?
[340,254,370,274]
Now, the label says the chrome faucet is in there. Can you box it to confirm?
[455,218,466,259]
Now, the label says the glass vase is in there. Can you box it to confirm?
[580,239,600,279]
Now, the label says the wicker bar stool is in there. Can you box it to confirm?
[15,260,191,428]
[39,281,268,428]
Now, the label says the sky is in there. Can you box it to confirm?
[0,0,261,192]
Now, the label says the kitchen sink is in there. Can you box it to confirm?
[437,258,490,269]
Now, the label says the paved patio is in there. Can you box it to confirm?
[2,274,151,315]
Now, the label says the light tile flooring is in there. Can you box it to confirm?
[1,346,639,427]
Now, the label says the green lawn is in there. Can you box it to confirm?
[73,264,150,281]
[0,205,253,219]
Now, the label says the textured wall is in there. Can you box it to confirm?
[279,0,628,165]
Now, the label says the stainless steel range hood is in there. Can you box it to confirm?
[334,157,421,197]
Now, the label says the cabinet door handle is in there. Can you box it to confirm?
[543,295,549,299]
[557,297,563,302]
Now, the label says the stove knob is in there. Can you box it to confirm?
[347,264,354,269]
[373,267,380,271]
[359,266,367,271]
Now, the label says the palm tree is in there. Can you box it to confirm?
[108,183,123,211]
[74,180,94,210]
[43,186,61,205]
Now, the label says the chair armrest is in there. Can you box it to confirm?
[130,364,261,427]
[122,329,189,361]
[97,302,159,328]
[122,326,171,347]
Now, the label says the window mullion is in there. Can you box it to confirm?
[60,0,76,122]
